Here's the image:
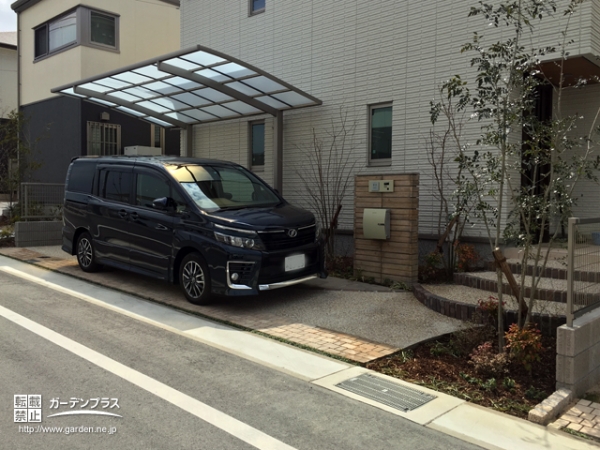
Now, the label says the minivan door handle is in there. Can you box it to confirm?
[129,212,139,220]
[118,209,128,218]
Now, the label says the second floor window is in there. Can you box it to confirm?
[34,7,119,60]
[250,0,265,15]
[90,11,116,47]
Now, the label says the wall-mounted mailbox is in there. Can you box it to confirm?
[363,208,390,240]
[368,180,395,193]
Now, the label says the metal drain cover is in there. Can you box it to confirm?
[336,374,436,412]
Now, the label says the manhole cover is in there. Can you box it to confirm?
[336,373,436,412]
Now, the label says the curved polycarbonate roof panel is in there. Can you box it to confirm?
[52,45,322,128]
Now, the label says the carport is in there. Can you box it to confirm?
[51,45,322,191]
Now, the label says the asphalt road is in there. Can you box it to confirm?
[0,265,484,450]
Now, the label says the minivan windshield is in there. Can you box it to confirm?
[166,164,281,212]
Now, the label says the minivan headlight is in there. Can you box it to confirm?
[214,232,265,250]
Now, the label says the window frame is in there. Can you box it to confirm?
[87,121,122,156]
[368,103,393,166]
[82,8,119,51]
[33,6,119,61]
[249,0,266,16]
[249,120,265,171]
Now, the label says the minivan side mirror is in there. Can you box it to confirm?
[152,197,177,212]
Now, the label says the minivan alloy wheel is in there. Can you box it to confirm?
[76,231,99,272]
[183,261,204,297]
[180,253,212,305]
[78,239,93,267]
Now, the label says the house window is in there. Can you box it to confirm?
[34,7,119,60]
[48,11,77,52]
[250,122,265,168]
[369,104,392,163]
[249,0,265,15]
[34,26,48,58]
[90,11,116,47]
[34,11,77,57]
[87,122,121,156]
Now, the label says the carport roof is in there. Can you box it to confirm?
[52,45,322,128]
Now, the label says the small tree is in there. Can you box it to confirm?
[296,107,357,262]
[427,77,478,275]
[430,0,600,345]
[0,110,42,208]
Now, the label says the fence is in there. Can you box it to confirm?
[20,183,65,220]
[567,217,600,326]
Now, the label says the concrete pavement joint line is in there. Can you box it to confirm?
[0,263,348,381]
[0,303,298,450]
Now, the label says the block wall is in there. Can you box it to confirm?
[15,221,62,247]
[557,307,600,396]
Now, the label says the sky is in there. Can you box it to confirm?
[0,0,17,32]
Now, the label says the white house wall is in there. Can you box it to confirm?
[0,46,18,117]
[19,0,180,106]
[181,0,600,237]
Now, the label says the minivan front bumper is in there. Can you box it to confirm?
[218,239,326,295]
[258,274,318,290]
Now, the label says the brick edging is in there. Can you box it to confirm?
[413,283,565,337]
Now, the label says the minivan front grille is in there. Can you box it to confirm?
[258,225,315,251]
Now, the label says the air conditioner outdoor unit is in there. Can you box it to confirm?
[124,145,162,156]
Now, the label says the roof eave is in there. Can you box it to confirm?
[12,0,179,13]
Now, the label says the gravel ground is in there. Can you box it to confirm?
[256,288,469,348]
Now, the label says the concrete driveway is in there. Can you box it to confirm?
[0,245,467,363]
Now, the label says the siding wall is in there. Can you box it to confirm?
[181,0,600,238]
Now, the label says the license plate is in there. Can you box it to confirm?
[285,254,305,272]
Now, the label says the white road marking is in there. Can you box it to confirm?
[0,264,348,381]
[0,304,297,450]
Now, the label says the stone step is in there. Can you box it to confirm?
[413,282,565,337]
[454,271,582,304]
[454,271,568,303]
[484,260,600,283]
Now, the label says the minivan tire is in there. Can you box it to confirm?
[76,231,100,273]
[180,253,212,305]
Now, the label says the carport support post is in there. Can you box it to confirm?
[273,111,283,193]
[185,125,194,157]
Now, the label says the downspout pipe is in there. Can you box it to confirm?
[273,111,283,193]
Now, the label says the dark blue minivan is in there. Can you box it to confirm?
[62,156,326,304]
